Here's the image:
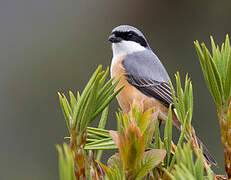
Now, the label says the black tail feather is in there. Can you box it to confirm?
[196,136,217,166]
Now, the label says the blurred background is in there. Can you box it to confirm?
[0,0,231,179]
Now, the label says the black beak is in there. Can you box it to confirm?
[108,34,121,43]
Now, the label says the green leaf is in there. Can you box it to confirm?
[91,85,124,121]
[210,36,219,66]
[183,74,190,112]
[176,72,185,118]
[98,105,109,129]
[85,138,117,150]
[116,110,124,135]
[188,82,193,125]
[79,73,100,132]
[202,44,222,106]
[134,149,166,179]
[97,106,110,161]
[69,91,77,112]
[57,145,65,180]
[225,47,231,100]
[169,79,183,123]
[195,155,204,180]
[178,164,197,180]
[169,111,188,170]
[86,137,112,146]
[194,41,212,94]
[107,153,122,170]
[97,161,117,180]
[154,120,162,149]
[57,144,75,180]
[98,67,109,87]
[58,93,71,131]
[110,120,146,171]
[62,93,73,116]
[139,108,158,147]
[96,77,119,107]
[73,65,102,128]
[75,86,92,131]
[219,35,230,87]
[164,104,172,166]
[196,36,231,106]
[77,91,81,101]
[87,127,110,137]
[106,153,125,180]
[206,166,215,180]
[167,143,213,180]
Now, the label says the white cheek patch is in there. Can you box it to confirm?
[111,41,146,70]
[112,41,146,58]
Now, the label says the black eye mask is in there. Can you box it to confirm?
[113,31,148,48]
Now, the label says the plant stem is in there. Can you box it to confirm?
[218,103,231,178]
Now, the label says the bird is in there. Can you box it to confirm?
[108,25,217,166]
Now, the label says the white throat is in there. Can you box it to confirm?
[112,40,146,59]
[111,41,146,74]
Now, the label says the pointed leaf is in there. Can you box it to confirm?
[97,161,117,180]
[164,104,172,165]
[135,149,166,179]
[73,65,102,127]
[99,67,109,87]
[58,93,71,131]
[69,91,77,112]
[91,85,124,121]
[109,130,120,148]
[96,76,120,107]
[154,120,162,149]
[195,155,204,180]
[202,44,222,106]
[98,105,109,129]
[194,41,212,93]
[225,49,231,100]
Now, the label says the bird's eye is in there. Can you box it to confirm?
[127,33,133,38]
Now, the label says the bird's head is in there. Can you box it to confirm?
[108,25,150,58]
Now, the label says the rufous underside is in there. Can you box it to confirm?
[111,56,176,125]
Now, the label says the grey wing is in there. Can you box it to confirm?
[122,50,175,107]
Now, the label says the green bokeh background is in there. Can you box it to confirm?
[1,0,230,179]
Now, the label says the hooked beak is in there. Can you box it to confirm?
[108,34,122,43]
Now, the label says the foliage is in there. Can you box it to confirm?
[195,35,231,178]
[57,143,75,180]
[57,66,123,179]
[166,143,214,180]
[99,104,166,179]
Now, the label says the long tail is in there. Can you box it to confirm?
[196,136,217,166]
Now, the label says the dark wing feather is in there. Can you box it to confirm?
[127,74,174,107]
[122,50,175,108]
